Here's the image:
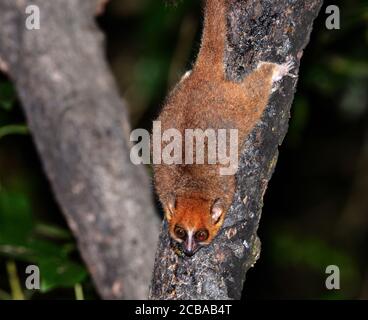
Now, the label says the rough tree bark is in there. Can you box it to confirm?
[150,0,323,300]
[0,0,160,299]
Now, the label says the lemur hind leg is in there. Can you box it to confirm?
[239,58,296,110]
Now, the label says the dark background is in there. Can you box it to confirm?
[0,0,367,299]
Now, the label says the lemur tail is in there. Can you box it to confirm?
[193,0,227,80]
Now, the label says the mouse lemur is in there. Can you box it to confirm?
[153,0,294,256]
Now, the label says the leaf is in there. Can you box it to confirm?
[34,223,72,241]
[0,235,88,293]
[0,125,29,140]
[0,189,88,293]
[0,190,34,243]
[38,258,88,293]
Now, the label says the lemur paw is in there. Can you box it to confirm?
[272,58,297,83]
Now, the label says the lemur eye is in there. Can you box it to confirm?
[195,229,209,242]
[174,226,186,240]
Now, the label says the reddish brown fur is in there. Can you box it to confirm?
[168,196,217,244]
[153,0,289,251]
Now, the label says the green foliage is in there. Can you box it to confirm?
[0,82,16,111]
[0,80,28,139]
[0,187,88,297]
[0,125,29,140]
[272,232,358,278]
[270,230,361,299]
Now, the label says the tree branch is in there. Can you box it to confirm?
[150,0,323,300]
[0,0,160,299]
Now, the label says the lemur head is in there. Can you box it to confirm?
[164,194,226,256]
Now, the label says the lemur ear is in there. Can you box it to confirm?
[211,199,225,225]
[165,193,176,221]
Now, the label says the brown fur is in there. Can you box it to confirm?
[168,196,216,244]
[153,0,290,252]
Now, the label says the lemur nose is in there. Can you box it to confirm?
[183,248,195,256]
